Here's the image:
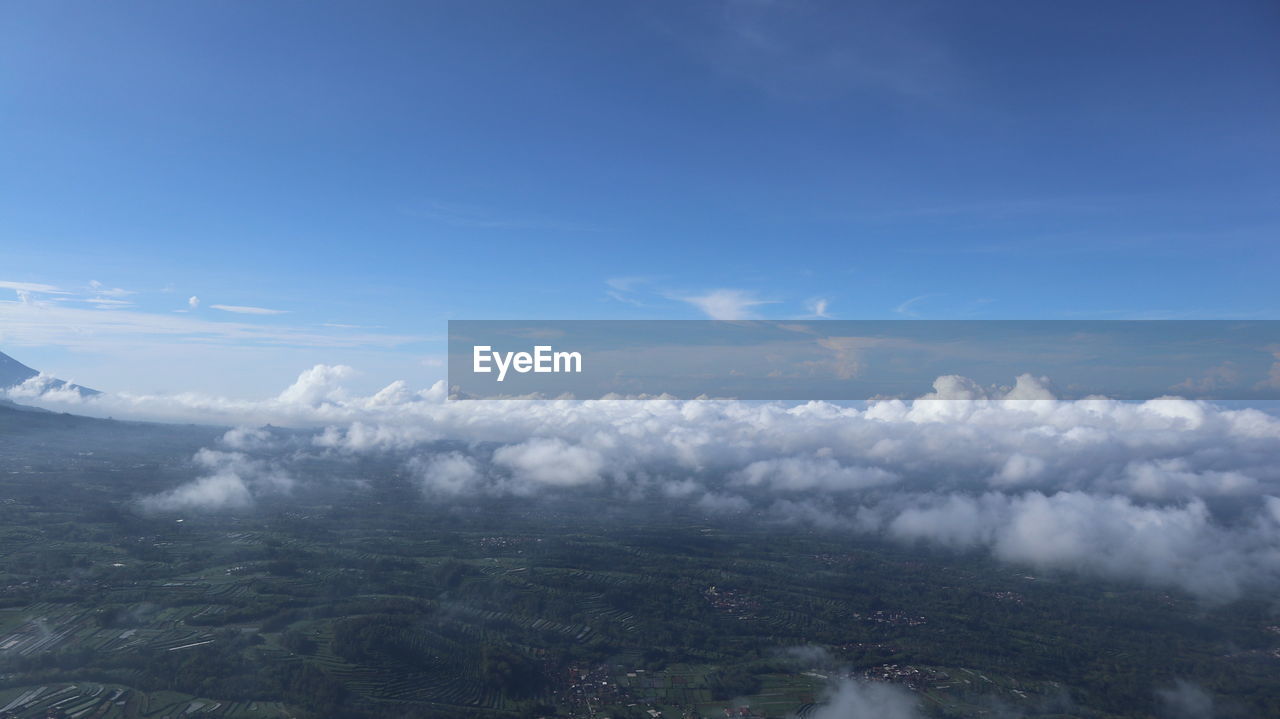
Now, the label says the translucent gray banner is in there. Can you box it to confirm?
[447,320,1280,400]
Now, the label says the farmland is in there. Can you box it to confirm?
[1,405,1278,718]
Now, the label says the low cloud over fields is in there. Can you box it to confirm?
[9,366,1280,601]
[139,449,294,512]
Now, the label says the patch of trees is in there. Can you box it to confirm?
[708,665,763,700]
[480,646,542,699]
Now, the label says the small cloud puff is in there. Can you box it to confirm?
[140,449,293,512]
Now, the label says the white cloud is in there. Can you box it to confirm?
[808,679,921,719]
[805,297,833,318]
[67,297,135,309]
[678,289,774,319]
[735,456,897,492]
[1123,458,1258,500]
[140,449,293,512]
[220,426,274,451]
[188,296,200,309]
[0,280,67,295]
[1156,680,1215,719]
[142,472,254,512]
[888,491,1280,601]
[492,438,605,488]
[0,299,422,352]
[277,364,356,406]
[993,453,1046,487]
[697,491,752,514]
[6,374,91,402]
[410,452,485,496]
[210,304,289,315]
[88,280,135,297]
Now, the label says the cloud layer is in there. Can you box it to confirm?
[11,365,1280,601]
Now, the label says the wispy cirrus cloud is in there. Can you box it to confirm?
[3,278,138,310]
[67,297,136,309]
[211,304,290,315]
[604,276,658,307]
[608,279,827,320]
[661,0,958,103]
[408,199,602,232]
[675,288,775,320]
[0,280,69,295]
[893,293,935,317]
[0,299,421,351]
[88,280,136,297]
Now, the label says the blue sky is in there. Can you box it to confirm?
[2,0,1278,395]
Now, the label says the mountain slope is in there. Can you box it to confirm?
[0,350,100,396]
[0,350,39,387]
